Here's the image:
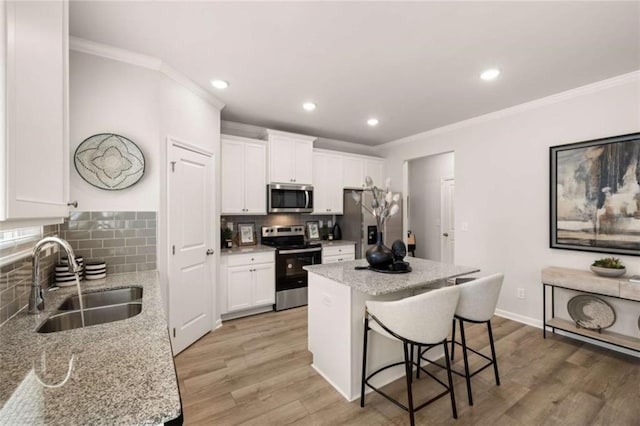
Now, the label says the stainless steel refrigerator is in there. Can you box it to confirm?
[337,189,403,259]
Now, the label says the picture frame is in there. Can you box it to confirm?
[306,221,320,241]
[238,223,256,246]
[550,132,640,256]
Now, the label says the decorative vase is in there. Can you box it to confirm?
[590,265,626,277]
[366,232,394,269]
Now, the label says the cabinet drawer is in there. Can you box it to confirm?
[227,251,274,267]
[323,244,355,257]
[323,254,354,264]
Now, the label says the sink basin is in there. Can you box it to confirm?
[58,287,143,310]
[37,303,142,333]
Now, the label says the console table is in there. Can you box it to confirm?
[542,266,640,353]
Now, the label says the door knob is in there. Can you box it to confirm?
[443,233,449,237]
[206,249,214,255]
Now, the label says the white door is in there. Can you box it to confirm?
[227,266,253,312]
[364,159,385,188]
[326,154,344,213]
[343,156,364,188]
[253,263,275,306]
[221,139,245,214]
[169,145,214,354]
[293,140,313,184]
[440,178,455,263]
[269,136,295,183]
[243,142,267,213]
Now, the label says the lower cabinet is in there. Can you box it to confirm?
[221,252,275,314]
[322,244,355,264]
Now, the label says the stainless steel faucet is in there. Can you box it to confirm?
[29,236,80,314]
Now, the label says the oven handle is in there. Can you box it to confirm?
[279,247,322,254]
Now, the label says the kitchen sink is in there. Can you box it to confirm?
[58,287,143,310]
[36,303,142,333]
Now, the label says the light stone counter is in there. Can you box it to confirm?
[220,244,276,255]
[319,240,357,247]
[0,271,180,425]
[304,257,479,296]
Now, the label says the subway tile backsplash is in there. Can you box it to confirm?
[0,225,58,326]
[61,211,157,275]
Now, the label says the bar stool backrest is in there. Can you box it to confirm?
[366,286,460,344]
[455,273,504,322]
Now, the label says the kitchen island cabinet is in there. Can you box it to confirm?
[304,257,478,401]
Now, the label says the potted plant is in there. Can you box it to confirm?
[221,227,233,249]
[590,257,626,277]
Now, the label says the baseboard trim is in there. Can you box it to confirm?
[221,305,274,321]
[495,309,542,329]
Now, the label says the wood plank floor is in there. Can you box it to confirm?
[174,307,640,425]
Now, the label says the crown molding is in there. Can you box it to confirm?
[69,36,225,110]
[376,70,640,151]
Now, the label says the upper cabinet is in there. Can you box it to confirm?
[221,135,267,215]
[0,1,70,222]
[265,129,315,184]
[312,151,344,215]
[342,155,386,189]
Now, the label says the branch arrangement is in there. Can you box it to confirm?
[352,176,400,231]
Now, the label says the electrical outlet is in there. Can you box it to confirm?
[322,294,332,307]
[517,288,526,299]
[461,222,469,231]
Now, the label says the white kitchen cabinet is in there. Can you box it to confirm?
[221,135,267,215]
[0,1,70,222]
[265,129,315,184]
[312,151,344,214]
[322,243,355,264]
[342,155,386,189]
[221,251,275,314]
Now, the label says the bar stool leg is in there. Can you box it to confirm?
[459,318,474,406]
[487,320,500,386]
[450,318,457,361]
[416,344,421,379]
[360,318,369,407]
[403,342,416,426]
[442,339,458,419]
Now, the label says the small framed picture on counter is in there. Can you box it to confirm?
[238,223,256,246]
[306,221,320,241]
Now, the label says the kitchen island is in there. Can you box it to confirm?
[304,257,479,401]
[0,271,181,425]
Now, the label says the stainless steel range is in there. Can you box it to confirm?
[261,225,321,311]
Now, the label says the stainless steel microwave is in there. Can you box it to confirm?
[268,183,314,213]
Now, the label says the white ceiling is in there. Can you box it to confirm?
[69,1,640,146]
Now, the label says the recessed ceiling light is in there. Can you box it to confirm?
[303,102,317,111]
[480,68,501,81]
[367,118,379,126]
[211,79,229,89]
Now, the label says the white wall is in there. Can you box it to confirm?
[70,51,160,210]
[408,152,454,260]
[377,73,640,333]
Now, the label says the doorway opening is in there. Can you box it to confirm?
[406,152,455,261]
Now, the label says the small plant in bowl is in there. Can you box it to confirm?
[590,257,626,277]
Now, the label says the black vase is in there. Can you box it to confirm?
[366,232,394,269]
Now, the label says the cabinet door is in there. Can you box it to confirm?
[325,154,344,214]
[293,140,313,184]
[221,140,245,214]
[2,1,69,220]
[269,136,295,183]
[312,153,327,214]
[243,142,267,214]
[253,263,275,306]
[227,266,253,312]
[364,159,385,188]
[343,156,365,188]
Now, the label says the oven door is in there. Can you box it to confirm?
[268,184,314,213]
[275,247,321,291]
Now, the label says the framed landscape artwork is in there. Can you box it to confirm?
[550,132,640,256]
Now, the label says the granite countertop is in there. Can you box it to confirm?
[304,257,479,296]
[0,271,180,425]
[221,244,276,255]
[319,240,357,247]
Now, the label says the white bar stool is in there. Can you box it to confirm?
[360,285,460,426]
[423,273,504,406]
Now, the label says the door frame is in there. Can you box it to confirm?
[164,136,219,349]
[440,176,455,263]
